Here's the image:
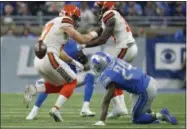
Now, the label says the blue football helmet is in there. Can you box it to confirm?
[91,52,112,74]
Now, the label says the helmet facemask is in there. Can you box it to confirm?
[72,15,81,28]
[93,4,103,21]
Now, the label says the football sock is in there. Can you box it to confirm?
[31,105,39,112]
[54,95,67,109]
[82,101,90,110]
[84,73,94,102]
[118,94,128,110]
[35,92,48,107]
[54,79,77,109]
[111,96,124,111]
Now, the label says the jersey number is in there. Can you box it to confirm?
[121,16,131,32]
[39,23,54,40]
[113,60,134,80]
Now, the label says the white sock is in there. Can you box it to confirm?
[31,105,39,112]
[156,113,163,120]
[54,95,67,109]
[118,94,127,110]
[111,96,123,111]
[82,101,90,110]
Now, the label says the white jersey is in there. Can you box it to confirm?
[101,10,135,48]
[39,16,74,55]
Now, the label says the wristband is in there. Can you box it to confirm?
[90,31,98,38]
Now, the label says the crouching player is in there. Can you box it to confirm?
[25,39,95,120]
[91,52,178,125]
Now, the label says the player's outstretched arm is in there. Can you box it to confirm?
[63,26,98,44]
[86,18,115,48]
[100,82,116,122]
[59,50,84,70]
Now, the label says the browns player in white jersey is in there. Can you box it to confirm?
[24,4,100,122]
[84,1,138,118]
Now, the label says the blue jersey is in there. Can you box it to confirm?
[98,58,150,94]
[63,39,81,73]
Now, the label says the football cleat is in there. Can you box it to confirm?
[80,109,95,117]
[160,108,178,125]
[152,120,160,124]
[93,121,105,126]
[24,84,35,108]
[49,107,63,122]
[107,108,128,119]
[26,110,38,120]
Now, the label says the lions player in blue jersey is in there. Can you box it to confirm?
[91,52,177,125]
[25,39,95,120]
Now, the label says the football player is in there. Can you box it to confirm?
[82,1,138,118]
[25,39,95,120]
[90,52,177,125]
[24,4,101,122]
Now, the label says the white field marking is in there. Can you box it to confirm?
[2,108,80,111]
[2,107,185,112]
[1,120,186,124]
[1,115,186,120]
[1,111,185,115]
[1,126,186,129]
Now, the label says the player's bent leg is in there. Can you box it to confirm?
[80,73,95,117]
[132,92,157,124]
[148,78,177,125]
[49,79,77,122]
[132,78,177,125]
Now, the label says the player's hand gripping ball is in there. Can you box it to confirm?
[34,40,47,59]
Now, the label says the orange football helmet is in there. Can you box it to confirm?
[95,1,115,10]
[93,1,115,20]
[59,4,81,27]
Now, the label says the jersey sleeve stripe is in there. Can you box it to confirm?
[117,48,128,59]
[62,18,74,25]
[103,12,115,23]
[48,53,59,69]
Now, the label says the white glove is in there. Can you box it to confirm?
[71,59,84,71]
[93,121,105,126]
[76,65,83,73]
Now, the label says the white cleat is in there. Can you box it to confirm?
[93,121,105,126]
[80,109,96,117]
[49,108,63,122]
[107,108,128,119]
[26,110,38,120]
[24,84,35,108]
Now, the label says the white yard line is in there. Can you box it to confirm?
[1,126,185,129]
[1,111,185,115]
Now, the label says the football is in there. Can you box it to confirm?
[34,40,47,59]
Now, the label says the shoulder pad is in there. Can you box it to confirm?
[102,11,115,24]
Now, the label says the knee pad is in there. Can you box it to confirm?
[84,73,94,84]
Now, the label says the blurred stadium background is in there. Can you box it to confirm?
[0,1,186,129]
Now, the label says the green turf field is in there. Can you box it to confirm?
[1,93,186,129]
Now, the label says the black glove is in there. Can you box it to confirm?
[75,51,88,65]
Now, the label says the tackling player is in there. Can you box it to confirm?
[24,4,101,122]
[83,1,138,118]
[90,52,177,125]
[25,39,95,120]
